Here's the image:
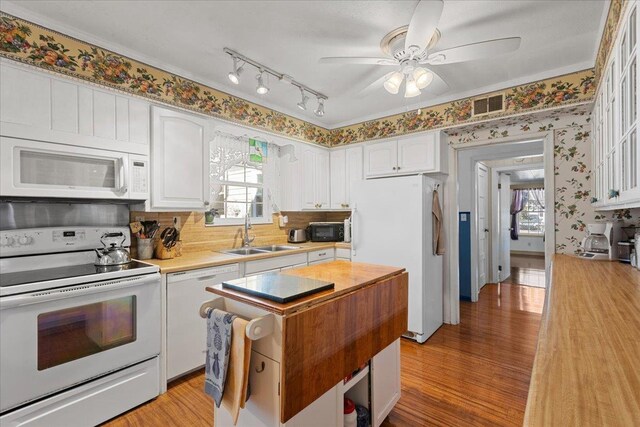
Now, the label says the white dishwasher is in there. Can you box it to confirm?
[166,263,241,381]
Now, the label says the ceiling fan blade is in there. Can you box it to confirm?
[405,0,444,53]
[318,57,397,65]
[422,67,449,96]
[425,37,521,65]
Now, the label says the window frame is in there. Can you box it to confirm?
[517,189,545,237]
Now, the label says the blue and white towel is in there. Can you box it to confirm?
[204,308,236,407]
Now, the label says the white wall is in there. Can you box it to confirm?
[511,236,544,253]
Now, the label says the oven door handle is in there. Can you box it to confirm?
[0,273,159,309]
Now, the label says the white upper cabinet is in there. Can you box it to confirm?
[592,3,640,210]
[150,106,210,211]
[331,145,363,209]
[302,146,330,209]
[0,61,149,155]
[364,131,446,178]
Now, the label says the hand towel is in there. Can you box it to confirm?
[432,189,445,255]
[221,317,253,425]
[204,308,236,407]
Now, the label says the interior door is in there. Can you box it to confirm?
[476,163,489,298]
[498,173,512,281]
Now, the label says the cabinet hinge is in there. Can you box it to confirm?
[498,265,502,272]
[498,183,502,189]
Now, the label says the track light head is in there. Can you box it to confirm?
[297,88,309,110]
[256,71,269,95]
[228,57,243,85]
[314,98,325,117]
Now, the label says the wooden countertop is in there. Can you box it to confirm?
[141,242,349,274]
[206,260,404,315]
[524,255,640,426]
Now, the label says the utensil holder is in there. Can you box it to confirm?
[137,238,154,260]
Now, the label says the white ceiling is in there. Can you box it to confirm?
[3,0,608,127]
[509,169,545,183]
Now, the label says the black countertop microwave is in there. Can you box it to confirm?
[306,222,344,242]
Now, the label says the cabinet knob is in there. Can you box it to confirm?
[392,166,397,170]
[397,166,401,170]
[204,201,210,206]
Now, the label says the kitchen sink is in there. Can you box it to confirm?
[221,248,269,256]
[220,245,300,256]
[253,245,300,252]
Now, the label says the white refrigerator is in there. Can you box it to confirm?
[351,174,443,343]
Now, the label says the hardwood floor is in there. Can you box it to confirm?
[104,283,545,427]
[502,254,546,288]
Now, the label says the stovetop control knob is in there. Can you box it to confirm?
[0,236,14,247]
[18,235,32,245]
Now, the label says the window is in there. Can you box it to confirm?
[209,134,275,225]
[518,189,545,236]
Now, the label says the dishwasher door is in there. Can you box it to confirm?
[166,264,241,380]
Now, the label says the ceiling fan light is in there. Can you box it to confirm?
[314,98,325,117]
[413,67,433,89]
[256,71,269,95]
[404,75,421,98]
[383,71,404,94]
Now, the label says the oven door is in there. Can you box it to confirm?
[0,273,160,413]
[0,136,130,199]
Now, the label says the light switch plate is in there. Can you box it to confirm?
[173,216,181,230]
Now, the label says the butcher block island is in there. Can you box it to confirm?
[205,260,408,427]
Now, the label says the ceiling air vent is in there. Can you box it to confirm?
[472,94,504,116]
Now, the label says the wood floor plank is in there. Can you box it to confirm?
[104,283,544,427]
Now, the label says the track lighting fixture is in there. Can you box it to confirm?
[228,57,243,85]
[256,71,269,95]
[224,48,327,116]
[297,88,309,111]
[314,98,325,117]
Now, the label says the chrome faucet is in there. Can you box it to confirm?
[243,214,255,247]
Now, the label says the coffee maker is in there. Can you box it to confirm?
[579,223,615,260]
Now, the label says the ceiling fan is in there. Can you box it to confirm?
[319,0,521,98]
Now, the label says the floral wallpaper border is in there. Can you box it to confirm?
[594,0,627,86]
[0,11,597,148]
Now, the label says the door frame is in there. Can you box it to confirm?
[445,131,555,325]
[489,162,544,283]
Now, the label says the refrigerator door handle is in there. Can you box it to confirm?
[351,204,357,257]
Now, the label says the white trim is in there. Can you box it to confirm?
[543,133,556,283]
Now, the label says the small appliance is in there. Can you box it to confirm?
[617,226,638,264]
[307,222,344,242]
[579,223,615,260]
[288,228,307,243]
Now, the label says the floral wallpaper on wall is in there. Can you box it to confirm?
[0,11,597,148]
[446,106,640,255]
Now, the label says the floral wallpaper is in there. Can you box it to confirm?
[328,70,595,145]
[0,11,596,148]
[594,0,627,86]
[447,106,640,255]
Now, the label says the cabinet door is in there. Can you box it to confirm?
[345,146,363,208]
[302,148,318,209]
[364,140,397,177]
[397,134,436,173]
[151,106,209,210]
[280,149,304,211]
[371,339,401,427]
[330,149,347,209]
[166,278,211,379]
[315,150,331,209]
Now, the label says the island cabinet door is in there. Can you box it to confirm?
[371,339,401,427]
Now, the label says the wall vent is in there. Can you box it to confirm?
[472,94,504,116]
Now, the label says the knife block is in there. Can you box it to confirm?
[155,242,180,260]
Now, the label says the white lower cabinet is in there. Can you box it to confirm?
[307,248,335,264]
[336,248,351,260]
[245,253,308,275]
[371,339,401,427]
[166,264,241,380]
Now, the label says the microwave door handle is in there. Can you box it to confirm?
[118,157,128,195]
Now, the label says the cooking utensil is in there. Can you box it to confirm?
[94,232,132,266]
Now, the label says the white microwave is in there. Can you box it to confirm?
[0,136,149,200]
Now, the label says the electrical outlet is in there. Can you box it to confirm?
[173,216,181,230]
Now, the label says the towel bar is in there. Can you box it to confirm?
[200,297,275,341]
